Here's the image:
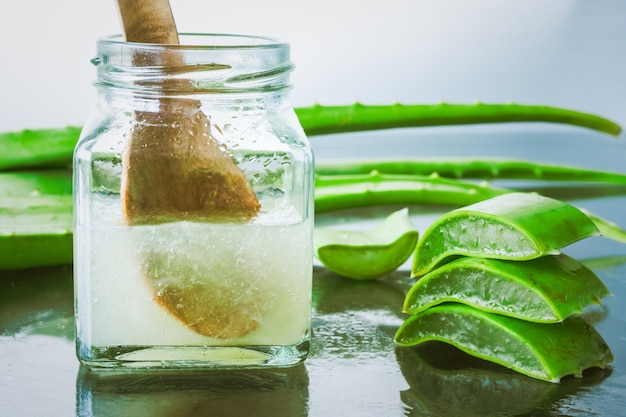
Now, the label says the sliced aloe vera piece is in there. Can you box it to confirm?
[404,254,610,322]
[412,192,599,276]
[394,303,613,383]
[0,170,73,270]
[314,208,419,280]
[581,209,626,244]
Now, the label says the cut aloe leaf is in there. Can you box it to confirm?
[412,192,599,276]
[404,254,610,322]
[0,170,73,270]
[314,208,419,280]
[581,209,626,244]
[394,303,613,383]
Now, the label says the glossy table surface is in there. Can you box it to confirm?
[1,123,626,416]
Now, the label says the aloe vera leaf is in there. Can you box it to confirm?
[578,209,626,244]
[0,171,73,270]
[0,127,81,171]
[412,192,600,276]
[404,254,610,322]
[583,255,626,271]
[295,103,622,136]
[314,172,513,213]
[315,158,626,184]
[394,303,614,383]
[0,101,621,172]
[314,208,419,280]
[0,170,73,196]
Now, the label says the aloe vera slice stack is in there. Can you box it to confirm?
[412,192,599,277]
[403,254,610,323]
[397,192,614,382]
[394,304,613,383]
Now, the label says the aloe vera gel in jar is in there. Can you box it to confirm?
[73,34,314,369]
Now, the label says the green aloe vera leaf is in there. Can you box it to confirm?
[314,172,512,214]
[315,158,626,185]
[0,170,73,196]
[394,303,614,383]
[314,208,419,280]
[0,126,81,171]
[0,102,621,171]
[412,192,600,276]
[580,209,626,244]
[295,102,622,136]
[583,255,626,271]
[404,254,610,322]
[0,171,73,270]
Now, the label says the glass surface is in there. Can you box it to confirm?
[2,124,626,415]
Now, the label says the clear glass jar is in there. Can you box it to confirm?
[74,34,314,369]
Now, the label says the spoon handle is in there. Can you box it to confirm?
[116,0,180,44]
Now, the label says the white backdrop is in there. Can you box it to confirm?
[0,0,624,132]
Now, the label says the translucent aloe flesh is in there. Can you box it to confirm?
[404,254,610,322]
[394,303,614,383]
[412,193,600,276]
[314,208,419,280]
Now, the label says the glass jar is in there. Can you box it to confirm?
[73,34,314,369]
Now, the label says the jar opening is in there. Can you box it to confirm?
[101,33,289,50]
[94,33,293,95]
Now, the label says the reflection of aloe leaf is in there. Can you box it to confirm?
[404,254,609,323]
[396,342,611,417]
[312,267,406,315]
[412,193,599,276]
[0,266,73,340]
[314,208,418,280]
[394,304,613,382]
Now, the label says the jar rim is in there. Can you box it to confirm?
[94,33,293,95]
[99,33,289,51]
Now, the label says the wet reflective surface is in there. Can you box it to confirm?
[1,186,626,416]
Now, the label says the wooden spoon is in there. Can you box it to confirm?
[116,0,263,338]
[116,0,260,225]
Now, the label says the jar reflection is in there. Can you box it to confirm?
[76,364,309,417]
